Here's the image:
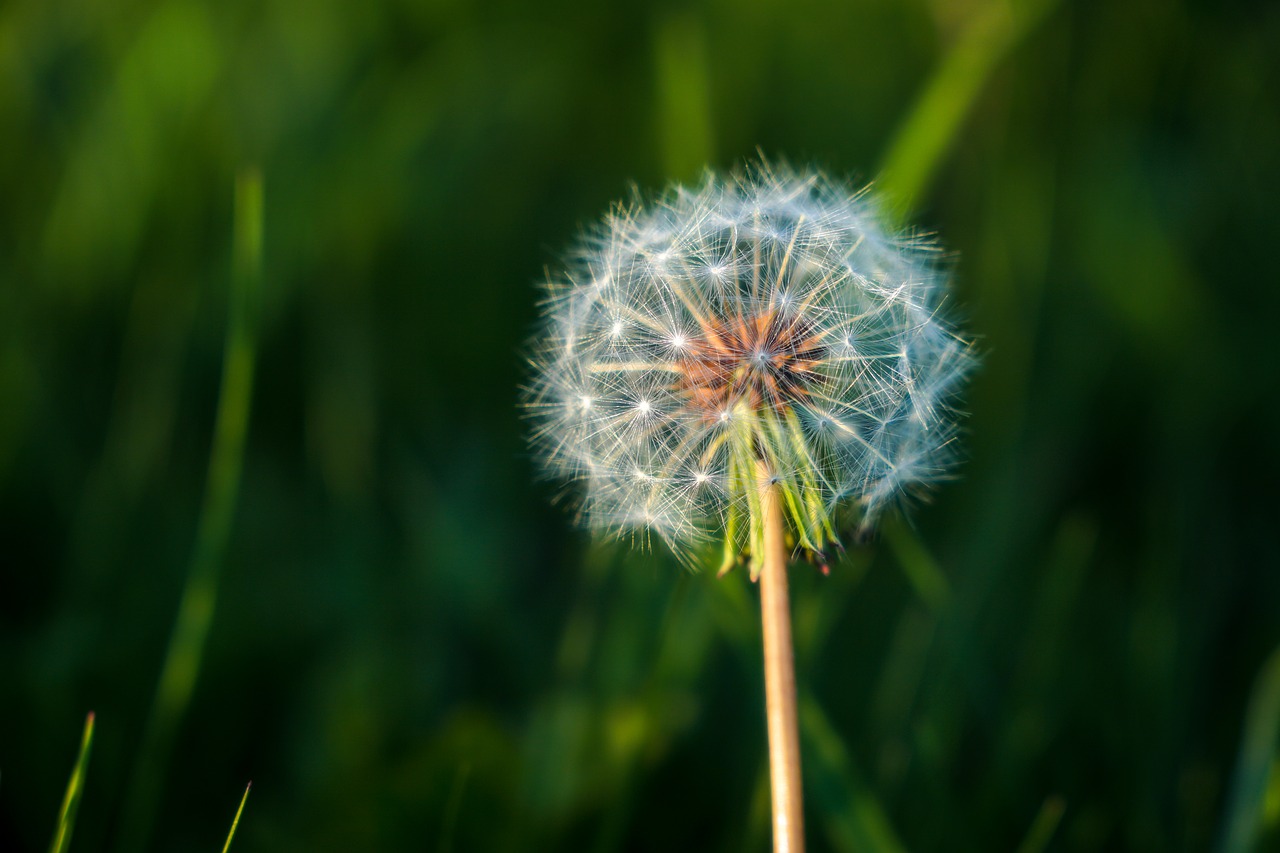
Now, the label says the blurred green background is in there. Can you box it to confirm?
[3,0,1280,850]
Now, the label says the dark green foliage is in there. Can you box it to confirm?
[2,0,1278,850]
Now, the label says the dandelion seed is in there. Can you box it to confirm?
[524,161,976,564]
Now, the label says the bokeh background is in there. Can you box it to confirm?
[3,0,1280,850]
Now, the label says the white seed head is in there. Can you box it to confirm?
[524,162,976,562]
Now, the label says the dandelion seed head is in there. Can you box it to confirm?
[524,161,976,561]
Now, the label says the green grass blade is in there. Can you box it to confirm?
[800,693,907,853]
[219,783,251,853]
[48,712,95,853]
[1015,796,1066,853]
[1218,646,1280,853]
[878,0,1062,218]
[117,169,263,853]
[654,10,714,180]
[436,764,470,853]
[883,517,950,615]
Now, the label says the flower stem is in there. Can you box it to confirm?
[757,462,805,853]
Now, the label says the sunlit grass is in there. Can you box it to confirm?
[47,713,95,853]
[220,783,252,853]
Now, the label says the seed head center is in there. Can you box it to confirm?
[675,309,825,419]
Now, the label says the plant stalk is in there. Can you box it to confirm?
[757,463,805,853]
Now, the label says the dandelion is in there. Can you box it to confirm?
[526,162,974,569]
[523,160,975,853]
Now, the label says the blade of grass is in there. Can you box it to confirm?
[1217,646,1280,853]
[1265,760,1280,838]
[799,693,907,853]
[878,0,1062,218]
[654,10,714,181]
[116,168,263,853]
[1015,796,1066,853]
[437,765,470,853]
[48,712,95,853]
[883,517,950,615]
[219,783,251,853]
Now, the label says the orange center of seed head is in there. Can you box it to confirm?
[675,309,826,421]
